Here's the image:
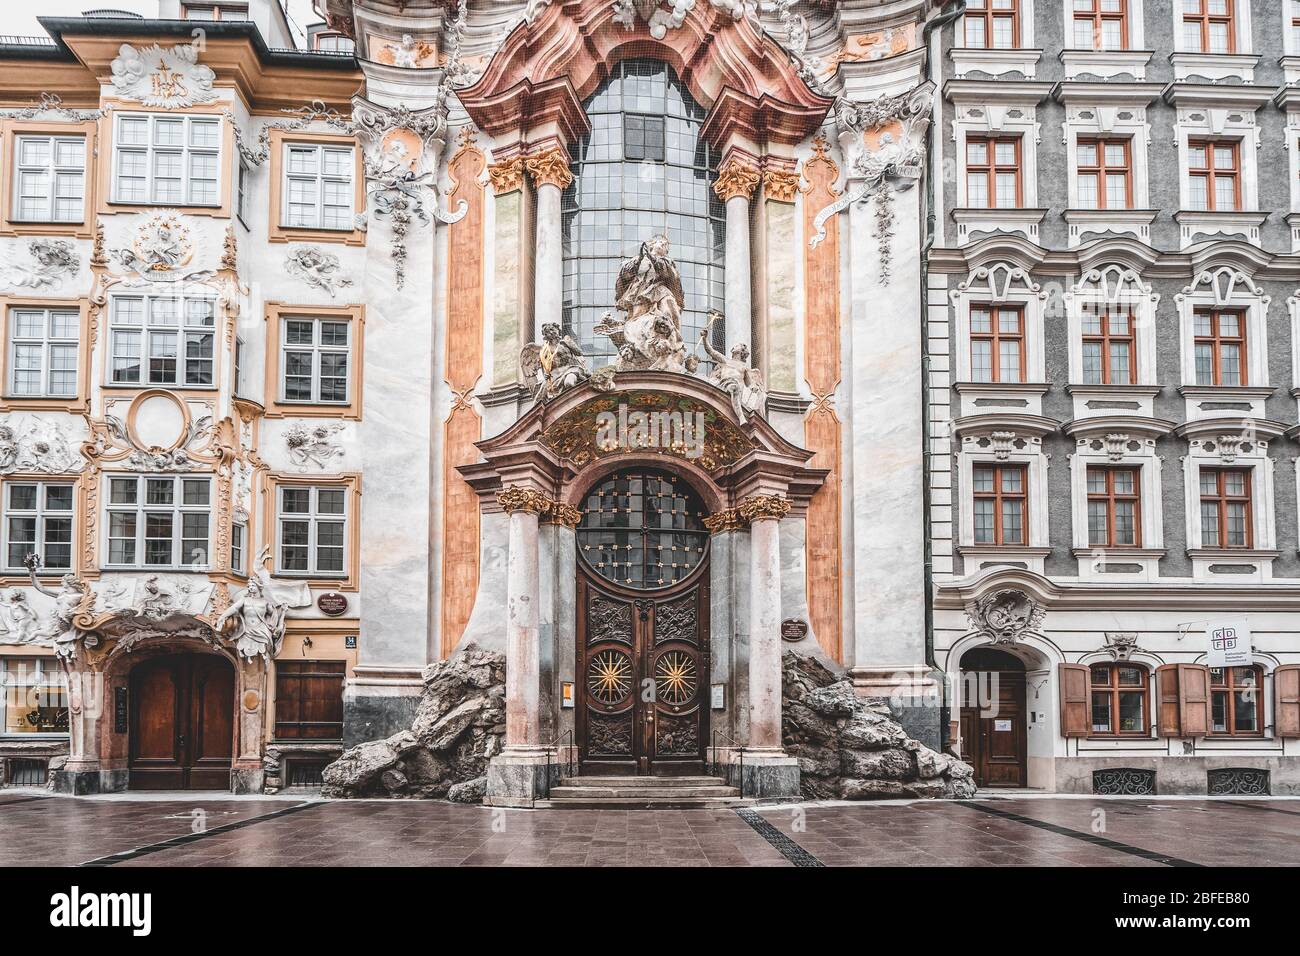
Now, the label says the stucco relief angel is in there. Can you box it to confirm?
[215,547,312,661]
[0,589,39,645]
[595,234,696,373]
[520,322,591,402]
[23,556,94,661]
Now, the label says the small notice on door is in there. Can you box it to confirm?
[994,719,1012,732]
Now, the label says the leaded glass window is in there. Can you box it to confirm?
[578,470,708,590]
[563,59,725,369]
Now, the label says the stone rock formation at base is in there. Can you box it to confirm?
[783,651,977,800]
[322,643,505,799]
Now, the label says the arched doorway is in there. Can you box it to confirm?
[959,647,1027,788]
[575,468,710,775]
[128,652,235,790]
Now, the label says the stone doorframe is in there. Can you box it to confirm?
[459,372,827,805]
[52,615,268,795]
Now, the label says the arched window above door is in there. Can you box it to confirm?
[562,59,726,369]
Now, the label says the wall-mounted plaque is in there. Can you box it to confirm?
[344,635,358,650]
[318,592,349,617]
[114,686,128,734]
[781,619,808,642]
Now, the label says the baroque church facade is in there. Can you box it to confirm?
[0,0,1296,802]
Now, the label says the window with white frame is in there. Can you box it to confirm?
[106,475,211,568]
[280,315,350,404]
[12,135,85,222]
[277,484,347,575]
[113,113,221,206]
[955,428,1053,571]
[1176,269,1269,389]
[965,135,1022,208]
[108,294,216,388]
[951,98,1044,224]
[1076,137,1132,209]
[1199,467,1252,548]
[3,481,73,572]
[282,143,355,230]
[6,307,79,398]
[1187,140,1241,211]
[1291,1,1300,53]
[1065,267,1160,387]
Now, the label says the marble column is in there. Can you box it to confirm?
[714,158,760,352]
[735,495,800,798]
[524,148,573,341]
[485,485,555,806]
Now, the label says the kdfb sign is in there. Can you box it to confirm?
[1206,618,1253,668]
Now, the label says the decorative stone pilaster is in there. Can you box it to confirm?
[714,157,760,354]
[762,170,801,203]
[525,148,573,341]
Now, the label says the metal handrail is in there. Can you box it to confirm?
[541,728,575,799]
[710,729,746,798]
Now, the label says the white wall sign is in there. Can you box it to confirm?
[1205,619,1253,668]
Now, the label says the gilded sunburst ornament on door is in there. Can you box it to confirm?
[654,651,697,705]
[587,650,632,705]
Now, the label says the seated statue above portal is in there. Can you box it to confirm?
[595,235,699,374]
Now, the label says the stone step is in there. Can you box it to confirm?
[550,784,741,799]
[557,775,729,788]
[539,795,755,810]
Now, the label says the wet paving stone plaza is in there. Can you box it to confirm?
[4,791,1298,868]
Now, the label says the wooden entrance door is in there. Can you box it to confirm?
[575,469,710,776]
[129,654,235,790]
[577,576,710,774]
[960,665,1027,788]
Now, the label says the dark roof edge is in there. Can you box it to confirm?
[21,17,359,71]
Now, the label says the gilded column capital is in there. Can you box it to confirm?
[738,494,791,522]
[488,157,528,194]
[713,158,761,202]
[524,148,574,190]
[704,509,745,534]
[763,170,801,203]
[497,486,551,516]
[543,502,583,529]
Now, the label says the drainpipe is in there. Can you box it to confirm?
[920,0,966,752]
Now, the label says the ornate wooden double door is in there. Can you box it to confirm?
[575,469,710,775]
[129,653,235,790]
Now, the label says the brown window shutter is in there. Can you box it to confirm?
[1059,663,1090,737]
[1156,663,1181,736]
[1275,665,1300,739]
[1178,664,1211,737]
